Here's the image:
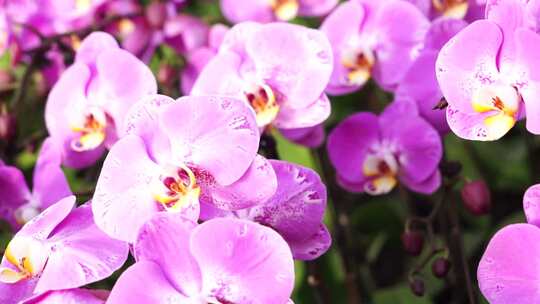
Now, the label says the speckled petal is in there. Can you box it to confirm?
[35,204,128,293]
[192,218,294,303]
[159,96,259,186]
[274,94,331,129]
[107,261,189,304]
[478,224,540,304]
[92,135,162,243]
[246,23,333,109]
[436,20,502,113]
[134,213,201,296]
[248,160,326,250]
[201,155,277,211]
[289,224,331,260]
[22,289,108,304]
[524,183,540,227]
[512,28,540,134]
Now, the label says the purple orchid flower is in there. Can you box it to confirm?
[396,18,468,134]
[107,213,295,304]
[102,1,210,62]
[4,0,106,50]
[0,138,71,231]
[162,14,210,56]
[181,23,229,95]
[477,183,540,303]
[436,0,540,140]
[192,22,333,135]
[0,196,129,304]
[406,0,486,21]
[45,31,157,168]
[320,0,429,95]
[201,160,331,260]
[22,289,109,304]
[92,94,277,243]
[220,0,338,23]
[97,0,146,54]
[327,99,442,195]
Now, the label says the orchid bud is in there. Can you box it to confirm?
[410,278,425,297]
[146,1,167,29]
[461,180,491,215]
[401,230,424,256]
[431,257,451,278]
[0,106,16,142]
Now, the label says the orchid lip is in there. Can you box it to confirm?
[244,83,280,128]
[471,83,520,140]
[341,47,375,86]
[153,163,201,212]
[270,0,299,21]
[0,237,48,284]
[363,151,399,195]
[432,0,468,19]
[69,107,108,152]
[76,0,92,12]
[118,19,135,36]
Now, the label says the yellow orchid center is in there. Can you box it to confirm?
[76,0,92,12]
[432,0,468,19]
[244,83,280,128]
[0,237,48,284]
[117,18,135,36]
[153,164,201,212]
[269,0,299,21]
[70,108,108,152]
[341,47,375,86]
[70,34,82,52]
[363,152,399,195]
[471,84,520,140]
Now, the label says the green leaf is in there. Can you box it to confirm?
[0,51,11,70]
[15,150,37,170]
[272,129,317,170]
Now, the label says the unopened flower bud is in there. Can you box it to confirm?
[431,257,451,278]
[410,278,425,297]
[157,64,176,86]
[461,180,491,215]
[401,230,424,256]
[146,1,167,29]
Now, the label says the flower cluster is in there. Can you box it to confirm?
[2,0,539,303]
[0,2,336,302]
